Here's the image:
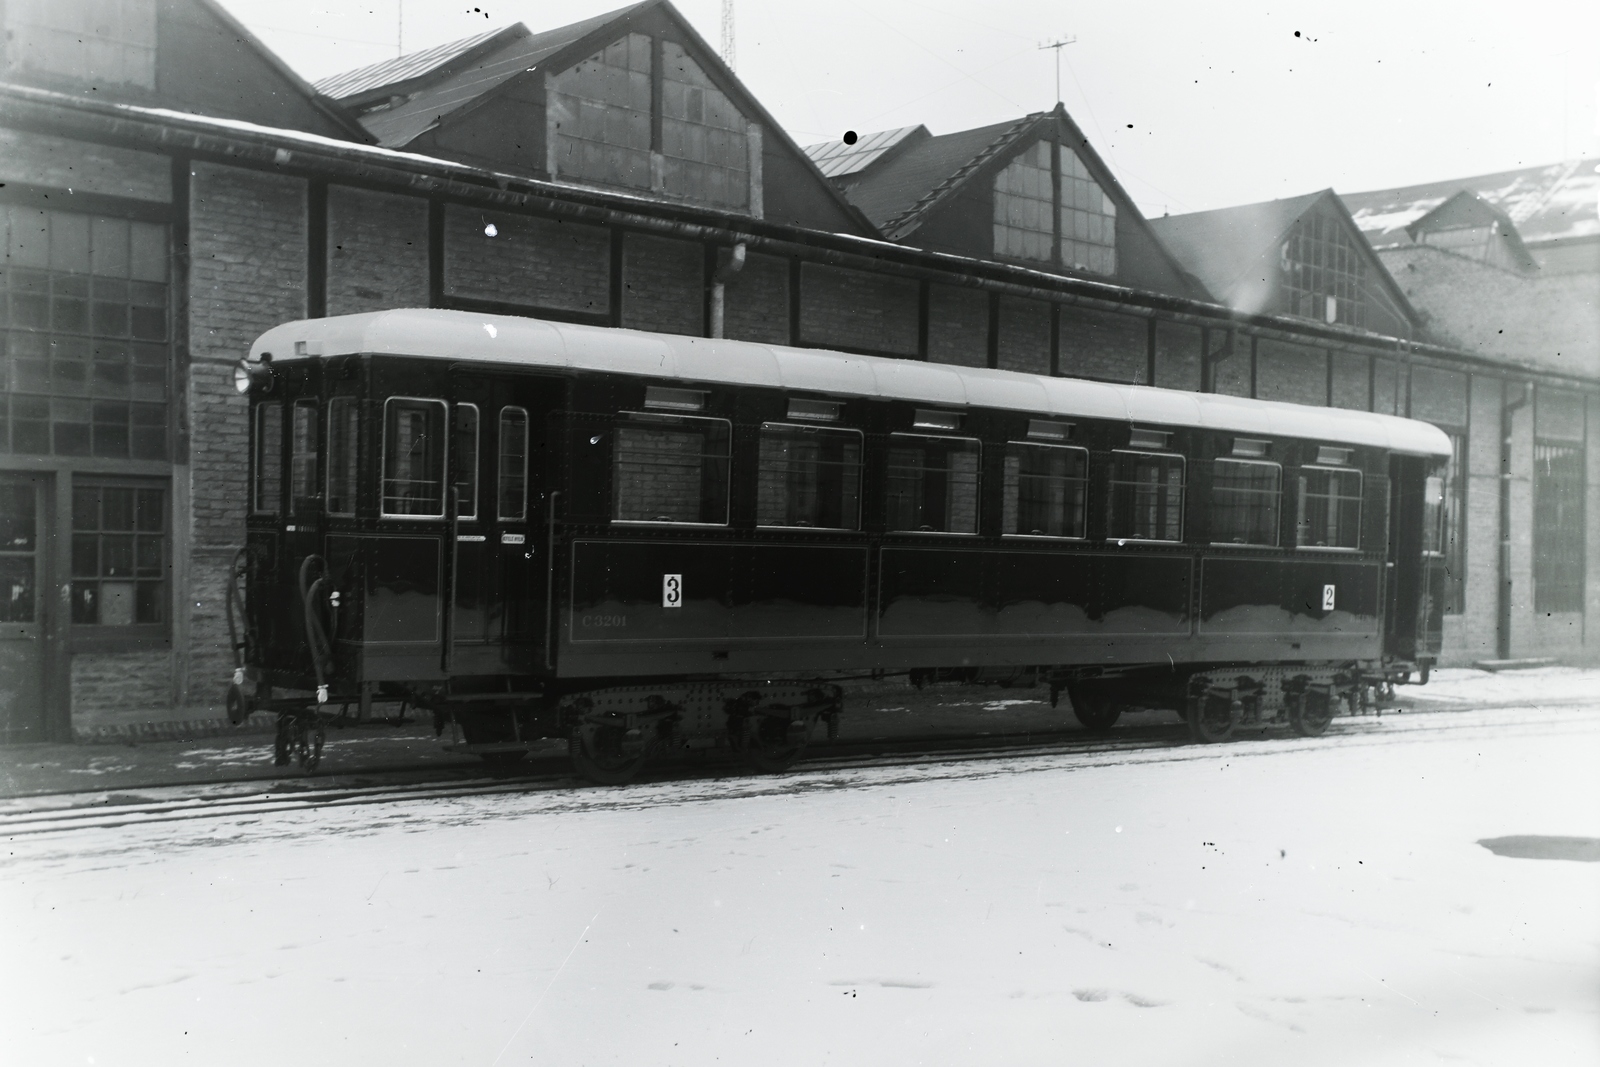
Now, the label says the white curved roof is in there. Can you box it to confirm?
[251,309,1452,458]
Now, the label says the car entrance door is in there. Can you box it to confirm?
[0,473,50,742]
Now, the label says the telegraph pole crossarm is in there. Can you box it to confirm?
[1038,36,1077,106]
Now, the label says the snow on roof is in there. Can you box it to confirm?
[253,309,1452,458]
[803,126,926,180]
[1343,158,1600,248]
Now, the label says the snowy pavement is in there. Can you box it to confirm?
[3,702,1598,1066]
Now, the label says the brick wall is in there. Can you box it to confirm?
[996,296,1050,375]
[1256,340,1327,406]
[444,205,610,315]
[326,185,429,315]
[1506,402,1534,656]
[798,264,918,356]
[926,284,987,367]
[70,652,173,718]
[1060,307,1146,383]
[1410,365,1468,427]
[1587,394,1600,660]
[621,233,703,336]
[0,127,171,202]
[1373,358,1407,415]
[1154,321,1200,391]
[723,251,789,344]
[1213,335,1250,397]
[1455,375,1502,663]
[1330,351,1369,410]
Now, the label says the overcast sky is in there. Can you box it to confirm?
[218,0,1600,217]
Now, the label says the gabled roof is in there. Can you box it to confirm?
[1342,157,1600,249]
[803,125,928,180]
[312,26,511,101]
[1407,190,1538,271]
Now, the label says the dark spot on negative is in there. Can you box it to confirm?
[1478,836,1600,863]
[843,130,858,145]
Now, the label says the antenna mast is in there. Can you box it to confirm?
[720,0,736,70]
[1037,35,1077,105]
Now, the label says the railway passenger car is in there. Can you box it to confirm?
[230,309,1451,781]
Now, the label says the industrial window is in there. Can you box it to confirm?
[1059,144,1117,276]
[1,0,157,89]
[1295,467,1362,549]
[1533,442,1584,613]
[290,400,318,515]
[1108,451,1184,542]
[381,397,447,518]
[0,477,38,625]
[71,480,167,631]
[252,402,281,515]
[612,413,730,525]
[1002,443,1087,538]
[756,423,862,530]
[325,397,358,517]
[1281,213,1367,328]
[993,141,1054,264]
[453,403,479,520]
[0,205,169,458]
[497,406,528,522]
[992,141,1116,275]
[885,433,980,535]
[1210,459,1281,546]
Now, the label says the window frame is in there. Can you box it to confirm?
[453,402,480,522]
[251,400,282,516]
[68,476,170,649]
[754,421,864,532]
[884,431,983,537]
[1207,457,1283,548]
[1106,449,1186,544]
[289,398,319,516]
[496,405,529,522]
[1294,464,1363,552]
[1001,440,1089,540]
[325,396,359,518]
[610,411,733,528]
[380,396,450,521]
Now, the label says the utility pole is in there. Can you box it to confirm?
[721,0,736,71]
[1038,36,1076,106]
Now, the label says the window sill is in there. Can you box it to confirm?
[69,628,172,654]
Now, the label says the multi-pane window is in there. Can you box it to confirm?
[548,33,652,191]
[1533,442,1584,613]
[71,481,166,629]
[1108,452,1184,542]
[290,400,317,515]
[453,403,479,520]
[381,397,447,518]
[1281,213,1367,328]
[660,42,751,212]
[885,434,981,534]
[1,205,169,458]
[1437,433,1466,614]
[253,402,281,515]
[1295,467,1362,549]
[1210,459,1281,546]
[756,423,862,530]
[497,406,528,521]
[1003,443,1087,538]
[2,0,157,90]
[325,397,358,516]
[993,141,1116,275]
[0,477,38,625]
[612,413,730,525]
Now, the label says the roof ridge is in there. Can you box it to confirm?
[881,114,1041,238]
[312,25,511,99]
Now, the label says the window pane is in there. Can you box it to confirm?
[291,400,317,514]
[756,423,861,529]
[1295,468,1362,548]
[1003,443,1087,538]
[612,415,730,525]
[1109,451,1185,541]
[885,433,981,534]
[382,398,447,517]
[497,407,529,521]
[1533,442,1584,613]
[326,397,359,516]
[254,402,281,514]
[1210,459,1281,545]
[454,404,479,520]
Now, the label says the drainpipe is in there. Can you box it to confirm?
[709,242,747,339]
[1497,380,1533,659]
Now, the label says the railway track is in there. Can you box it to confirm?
[4,701,1592,840]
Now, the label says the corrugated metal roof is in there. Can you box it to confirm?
[313,26,508,101]
[802,126,925,179]
[252,309,1451,457]
[1342,158,1600,248]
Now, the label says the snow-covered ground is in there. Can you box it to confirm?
[3,703,1597,1066]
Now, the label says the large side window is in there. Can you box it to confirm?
[1295,467,1362,549]
[756,423,862,530]
[497,406,528,521]
[886,433,981,534]
[71,481,166,631]
[325,397,358,517]
[252,401,281,515]
[1533,442,1585,613]
[290,399,318,515]
[453,403,479,520]
[1003,443,1087,538]
[612,413,730,525]
[1210,459,1281,546]
[381,397,447,518]
[1108,451,1184,542]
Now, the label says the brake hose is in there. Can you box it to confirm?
[298,555,335,704]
